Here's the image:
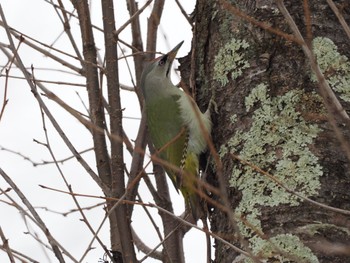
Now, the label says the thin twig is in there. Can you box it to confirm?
[0,2,108,203]
[125,108,148,209]
[0,68,9,122]
[144,2,190,261]
[0,145,92,166]
[44,0,146,56]
[0,244,40,263]
[55,0,84,67]
[35,82,115,262]
[0,74,86,87]
[174,0,192,26]
[276,0,348,121]
[0,227,15,263]
[39,184,259,261]
[67,185,114,263]
[326,0,350,40]
[180,84,257,260]
[114,0,153,36]
[125,0,145,102]
[0,6,68,262]
[21,214,54,262]
[218,0,302,45]
[78,191,129,263]
[125,163,171,261]
[131,228,163,260]
[0,38,20,122]
[276,0,350,162]
[146,0,165,60]
[0,23,84,74]
[232,154,350,216]
[0,73,133,90]
[0,172,73,262]
[139,219,184,262]
[117,42,138,89]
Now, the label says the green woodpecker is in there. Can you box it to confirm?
[141,41,212,220]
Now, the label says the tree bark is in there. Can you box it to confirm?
[185,0,350,262]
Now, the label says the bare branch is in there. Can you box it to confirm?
[218,0,302,45]
[131,228,163,260]
[276,0,348,119]
[0,6,68,262]
[39,185,258,261]
[0,68,9,122]
[125,109,148,208]
[71,0,112,192]
[55,0,84,67]
[327,0,350,40]
[0,74,86,87]
[101,0,137,260]
[0,10,108,199]
[0,23,84,74]
[276,0,350,162]
[174,0,192,26]
[126,0,145,100]
[67,185,114,263]
[0,227,15,263]
[146,0,165,59]
[0,244,40,263]
[232,154,350,216]
[0,38,19,122]
[115,0,153,36]
[0,169,68,262]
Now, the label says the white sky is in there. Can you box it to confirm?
[0,0,211,262]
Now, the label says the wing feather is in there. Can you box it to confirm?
[146,94,187,189]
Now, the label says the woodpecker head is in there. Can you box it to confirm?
[141,41,184,97]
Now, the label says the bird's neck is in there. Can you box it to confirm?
[144,79,180,103]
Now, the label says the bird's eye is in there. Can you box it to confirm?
[158,56,167,66]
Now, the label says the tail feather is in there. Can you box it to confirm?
[188,191,203,221]
[181,152,205,221]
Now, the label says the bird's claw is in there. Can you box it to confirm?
[208,96,218,114]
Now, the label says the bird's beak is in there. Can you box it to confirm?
[167,41,184,62]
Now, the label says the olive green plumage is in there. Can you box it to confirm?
[141,42,212,220]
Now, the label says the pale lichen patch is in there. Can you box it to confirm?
[222,83,322,262]
[246,234,319,263]
[312,37,350,102]
[213,39,250,86]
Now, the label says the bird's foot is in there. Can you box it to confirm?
[208,96,218,114]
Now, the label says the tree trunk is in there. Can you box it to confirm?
[185,0,350,262]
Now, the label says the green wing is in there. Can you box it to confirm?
[146,93,203,220]
[146,94,187,190]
